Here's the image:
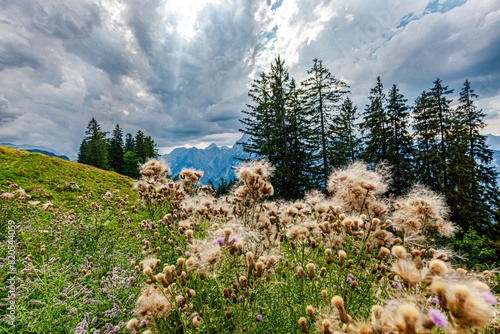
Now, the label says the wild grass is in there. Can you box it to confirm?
[0,148,498,333]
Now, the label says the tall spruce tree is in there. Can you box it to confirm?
[429,78,454,191]
[413,91,437,185]
[329,97,361,168]
[124,133,135,152]
[109,124,124,173]
[386,84,414,195]
[77,118,109,169]
[360,76,390,164]
[448,80,499,234]
[301,59,349,188]
[240,56,313,198]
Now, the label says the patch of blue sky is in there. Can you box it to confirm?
[271,0,283,13]
[424,0,468,14]
[258,25,278,42]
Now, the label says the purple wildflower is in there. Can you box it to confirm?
[256,314,262,321]
[347,277,353,283]
[173,214,178,219]
[348,273,354,278]
[213,237,224,245]
[432,298,439,305]
[127,218,131,222]
[394,282,402,290]
[185,252,190,257]
[140,320,147,327]
[428,308,448,328]
[239,296,243,301]
[179,307,183,312]
[482,292,498,305]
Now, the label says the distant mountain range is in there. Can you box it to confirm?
[161,135,251,186]
[0,142,70,161]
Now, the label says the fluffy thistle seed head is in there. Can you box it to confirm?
[392,245,406,259]
[429,259,448,276]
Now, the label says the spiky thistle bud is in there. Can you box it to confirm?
[299,317,309,334]
[321,290,330,306]
[306,305,316,322]
[332,296,350,324]
[306,263,315,279]
[255,261,264,277]
[376,247,390,260]
[177,258,185,276]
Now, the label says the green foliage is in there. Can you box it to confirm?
[78,117,110,170]
[123,151,142,179]
[301,58,349,188]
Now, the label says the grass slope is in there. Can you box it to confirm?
[0,145,137,203]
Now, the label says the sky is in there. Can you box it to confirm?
[0,0,499,160]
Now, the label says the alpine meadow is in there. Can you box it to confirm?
[1,1,500,334]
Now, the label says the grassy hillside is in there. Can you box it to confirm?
[0,145,137,203]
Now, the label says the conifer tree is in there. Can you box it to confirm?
[413,91,436,185]
[240,56,313,198]
[329,97,361,168]
[124,133,135,152]
[109,124,124,173]
[385,84,414,195]
[77,117,109,169]
[428,78,454,191]
[448,80,499,234]
[360,76,390,164]
[301,59,348,188]
[134,130,146,162]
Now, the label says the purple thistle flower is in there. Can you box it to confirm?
[140,320,147,326]
[319,231,323,234]
[256,314,262,321]
[394,282,402,290]
[213,237,224,245]
[432,298,439,305]
[179,307,183,312]
[333,285,337,289]
[127,218,131,222]
[428,308,448,328]
[348,273,354,278]
[347,277,353,283]
[173,214,178,219]
[239,296,243,301]
[482,292,498,305]
[185,252,190,257]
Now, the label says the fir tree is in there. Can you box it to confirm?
[413,91,437,185]
[448,80,499,234]
[385,84,414,195]
[124,133,135,152]
[134,130,146,162]
[240,56,314,198]
[109,124,124,173]
[301,59,348,188]
[360,76,390,164]
[428,78,454,191]
[329,97,361,168]
[77,118,109,170]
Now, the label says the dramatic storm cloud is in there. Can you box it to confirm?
[0,0,499,159]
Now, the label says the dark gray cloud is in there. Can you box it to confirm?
[0,0,499,159]
[0,96,18,123]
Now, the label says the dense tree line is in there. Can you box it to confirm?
[240,56,499,238]
[78,118,158,178]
